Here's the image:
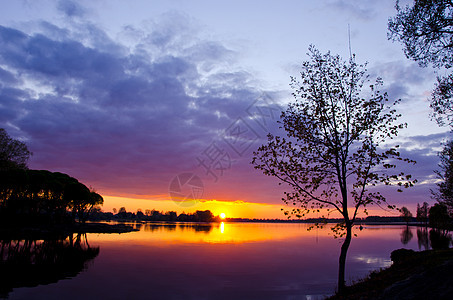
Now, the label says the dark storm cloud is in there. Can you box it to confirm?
[0,15,267,196]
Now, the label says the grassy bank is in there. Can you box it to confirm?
[328,248,453,299]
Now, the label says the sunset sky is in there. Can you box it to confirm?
[0,0,449,218]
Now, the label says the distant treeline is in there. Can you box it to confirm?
[211,216,418,224]
[88,207,221,223]
[86,209,418,224]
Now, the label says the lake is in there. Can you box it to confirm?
[3,222,429,300]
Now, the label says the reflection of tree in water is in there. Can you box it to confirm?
[0,233,99,298]
[415,227,452,250]
[143,223,159,232]
[131,222,143,231]
[143,223,176,232]
[143,223,213,233]
[417,227,430,250]
[190,223,213,233]
[166,224,177,231]
[400,226,413,245]
[429,229,452,250]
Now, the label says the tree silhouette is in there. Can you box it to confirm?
[389,1,453,236]
[252,46,415,293]
[429,204,452,249]
[193,210,215,222]
[416,202,430,226]
[429,203,451,229]
[117,207,127,218]
[400,206,413,225]
[0,128,32,171]
[0,169,101,225]
[64,182,91,221]
[432,140,453,215]
[388,0,453,127]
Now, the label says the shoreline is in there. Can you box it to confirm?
[0,222,138,239]
[0,220,434,240]
[97,219,427,226]
[327,248,453,299]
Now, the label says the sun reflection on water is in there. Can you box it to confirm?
[89,222,333,244]
[88,223,415,249]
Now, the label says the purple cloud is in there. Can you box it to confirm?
[368,61,436,101]
[0,16,278,201]
[0,9,447,213]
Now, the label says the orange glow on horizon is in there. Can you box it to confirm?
[99,194,403,219]
[88,222,335,244]
[100,195,287,219]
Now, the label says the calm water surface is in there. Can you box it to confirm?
[5,222,427,300]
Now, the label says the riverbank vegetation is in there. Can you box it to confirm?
[328,247,453,299]
[0,169,103,226]
[0,128,138,236]
[327,200,453,299]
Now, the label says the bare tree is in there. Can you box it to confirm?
[252,46,415,293]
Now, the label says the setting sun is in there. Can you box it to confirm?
[220,213,226,219]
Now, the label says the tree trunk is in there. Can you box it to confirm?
[337,223,352,294]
